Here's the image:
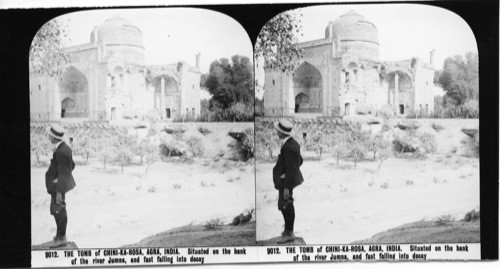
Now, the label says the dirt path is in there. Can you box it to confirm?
[256,155,479,244]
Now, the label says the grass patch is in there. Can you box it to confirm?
[122,222,256,247]
[352,218,480,244]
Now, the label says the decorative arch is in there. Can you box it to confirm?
[292,61,323,113]
[59,66,89,118]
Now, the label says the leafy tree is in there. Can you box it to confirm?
[203,55,254,111]
[73,134,98,165]
[346,131,369,169]
[377,139,393,170]
[31,133,51,166]
[255,10,303,73]
[98,137,118,171]
[30,18,70,79]
[145,149,160,174]
[255,125,279,160]
[434,52,478,106]
[304,131,328,161]
[115,148,133,174]
[329,129,349,166]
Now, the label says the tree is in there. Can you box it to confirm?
[255,125,279,160]
[304,131,328,161]
[145,150,160,174]
[115,148,133,174]
[330,130,349,166]
[30,18,71,79]
[255,10,303,74]
[434,52,478,106]
[203,55,254,111]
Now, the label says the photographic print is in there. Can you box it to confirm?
[29,7,256,251]
[255,3,480,253]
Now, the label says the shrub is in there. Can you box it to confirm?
[241,127,255,159]
[204,218,224,230]
[185,136,204,157]
[172,184,182,190]
[160,137,187,158]
[434,214,455,226]
[463,209,480,222]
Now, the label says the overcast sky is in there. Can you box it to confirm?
[255,3,478,98]
[56,8,253,75]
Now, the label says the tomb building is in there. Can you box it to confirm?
[30,15,201,122]
[263,10,435,117]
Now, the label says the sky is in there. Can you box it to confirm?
[55,8,253,75]
[255,3,478,98]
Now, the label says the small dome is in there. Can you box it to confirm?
[325,10,379,59]
[326,10,378,44]
[91,15,144,49]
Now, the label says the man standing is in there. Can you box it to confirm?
[273,119,303,243]
[45,124,76,247]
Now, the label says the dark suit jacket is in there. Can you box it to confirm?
[45,142,76,194]
[273,137,304,190]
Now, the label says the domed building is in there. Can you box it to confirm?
[264,10,435,117]
[30,15,201,122]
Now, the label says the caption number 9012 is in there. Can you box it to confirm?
[267,248,281,255]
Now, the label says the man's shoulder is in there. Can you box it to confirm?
[285,137,300,148]
[56,142,72,154]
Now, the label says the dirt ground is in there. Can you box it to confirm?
[256,154,479,244]
[31,158,255,248]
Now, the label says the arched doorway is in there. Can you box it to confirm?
[292,62,322,113]
[59,66,89,118]
[295,93,309,113]
[61,97,75,118]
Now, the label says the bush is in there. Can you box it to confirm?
[160,137,187,158]
[463,209,480,222]
[434,214,455,226]
[185,136,204,157]
[204,218,224,230]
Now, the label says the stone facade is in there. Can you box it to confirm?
[30,15,201,122]
[264,10,435,117]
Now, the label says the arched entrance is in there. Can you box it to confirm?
[59,66,89,118]
[295,93,309,113]
[292,62,322,113]
[61,97,75,118]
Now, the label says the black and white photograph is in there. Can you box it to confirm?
[0,0,497,267]
[29,7,256,250]
[255,3,480,251]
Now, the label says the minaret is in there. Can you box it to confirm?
[429,49,435,67]
[196,53,201,70]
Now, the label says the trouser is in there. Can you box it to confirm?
[279,188,295,232]
[50,193,67,238]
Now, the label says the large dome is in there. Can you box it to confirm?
[325,10,379,59]
[91,15,144,49]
